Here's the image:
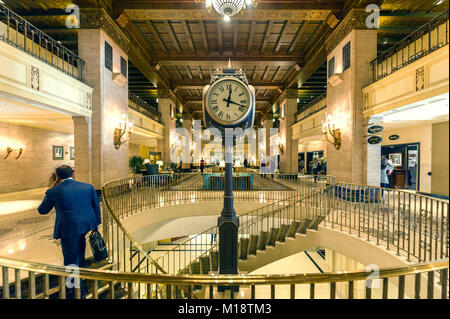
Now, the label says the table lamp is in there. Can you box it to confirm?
[156,160,164,172]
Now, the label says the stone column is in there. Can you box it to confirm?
[325,9,377,184]
[72,116,92,183]
[182,113,193,168]
[262,118,273,165]
[279,89,299,174]
[79,8,131,189]
[158,89,176,164]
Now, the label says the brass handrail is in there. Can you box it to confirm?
[0,255,447,286]
[144,177,333,274]
[101,184,167,274]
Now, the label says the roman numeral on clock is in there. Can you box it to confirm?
[218,111,223,118]
[211,105,219,113]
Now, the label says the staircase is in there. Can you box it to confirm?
[238,216,326,261]
[131,185,333,299]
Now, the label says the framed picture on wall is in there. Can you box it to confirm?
[389,153,402,167]
[70,147,75,160]
[53,146,64,160]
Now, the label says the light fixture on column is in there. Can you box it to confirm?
[204,0,258,21]
[114,114,133,150]
[4,145,25,159]
[322,114,342,150]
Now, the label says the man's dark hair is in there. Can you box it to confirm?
[56,165,73,180]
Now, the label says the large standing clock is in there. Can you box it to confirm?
[203,70,255,130]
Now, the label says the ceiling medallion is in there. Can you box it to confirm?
[202,0,258,21]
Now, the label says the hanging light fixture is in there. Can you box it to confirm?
[204,0,258,21]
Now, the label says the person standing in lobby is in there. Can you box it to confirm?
[38,165,102,297]
[200,158,205,174]
[381,156,394,188]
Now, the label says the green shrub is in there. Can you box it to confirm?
[129,156,144,174]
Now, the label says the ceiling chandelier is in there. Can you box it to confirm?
[205,0,258,21]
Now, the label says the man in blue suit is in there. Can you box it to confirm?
[38,165,101,271]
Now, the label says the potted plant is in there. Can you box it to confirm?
[129,156,144,175]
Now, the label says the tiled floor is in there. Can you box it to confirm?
[0,188,61,264]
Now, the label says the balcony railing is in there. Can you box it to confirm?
[294,93,327,124]
[0,3,85,83]
[0,174,448,299]
[129,93,161,123]
[371,10,449,82]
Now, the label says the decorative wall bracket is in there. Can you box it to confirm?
[278,144,284,155]
[328,73,343,87]
[324,129,342,150]
[322,114,342,150]
[113,73,128,87]
[114,115,132,150]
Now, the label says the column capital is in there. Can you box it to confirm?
[72,115,90,125]
[80,8,130,53]
[285,89,298,100]
[325,8,372,54]
[157,89,172,99]
[157,89,184,108]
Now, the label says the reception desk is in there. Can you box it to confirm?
[202,173,254,190]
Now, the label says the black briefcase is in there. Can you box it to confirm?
[89,229,108,262]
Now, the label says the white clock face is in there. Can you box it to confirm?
[206,79,251,125]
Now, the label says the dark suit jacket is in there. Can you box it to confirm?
[38,179,101,240]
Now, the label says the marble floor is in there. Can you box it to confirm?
[0,188,61,265]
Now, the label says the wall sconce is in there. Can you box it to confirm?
[114,114,132,150]
[4,145,25,159]
[278,144,284,155]
[322,114,342,150]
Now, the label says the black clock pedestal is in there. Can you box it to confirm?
[217,160,240,293]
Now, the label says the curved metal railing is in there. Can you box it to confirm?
[0,255,447,299]
[0,173,448,299]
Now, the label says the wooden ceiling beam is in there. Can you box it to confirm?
[146,21,169,54]
[247,20,256,53]
[274,21,290,54]
[181,20,196,52]
[233,21,239,55]
[116,14,171,88]
[156,55,300,64]
[260,21,274,53]
[199,20,209,53]
[165,20,182,54]
[173,81,284,89]
[183,96,274,102]
[186,66,194,80]
[217,21,223,55]
[288,21,308,54]
[116,2,342,11]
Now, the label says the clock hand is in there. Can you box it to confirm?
[225,86,232,108]
[226,100,248,108]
